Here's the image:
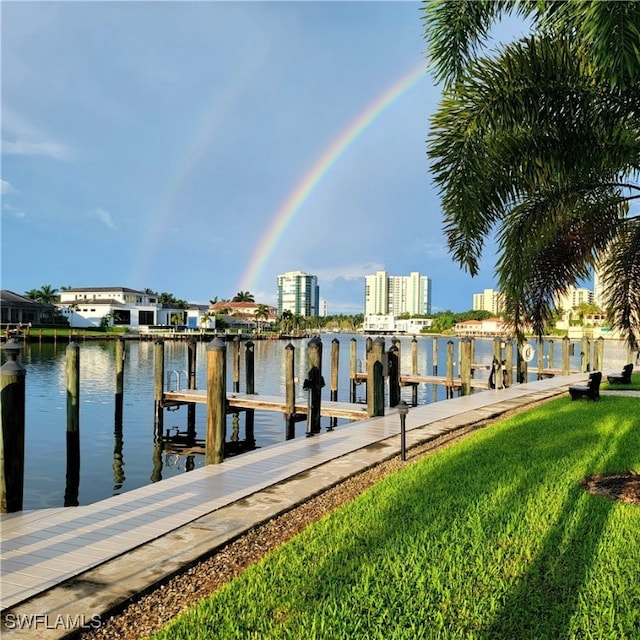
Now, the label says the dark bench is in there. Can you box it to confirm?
[606,363,633,385]
[569,371,602,401]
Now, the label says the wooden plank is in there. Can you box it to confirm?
[162,390,370,420]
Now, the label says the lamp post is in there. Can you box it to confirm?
[397,400,409,461]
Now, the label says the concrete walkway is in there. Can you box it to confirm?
[2,374,631,638]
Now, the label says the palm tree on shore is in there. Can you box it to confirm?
[34,285,59,304]
[254,304,270,332]
[232,291,254,303]
[424,0,640,350]
[24,289,40,301]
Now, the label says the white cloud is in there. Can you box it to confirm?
[1,107,74,160]
[2,139,72,160]
[313,262,385,284]
[1,179,14,194]
[3,203,27,219]
[89,207,116,229]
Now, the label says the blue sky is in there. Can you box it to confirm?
[2,1,525,314]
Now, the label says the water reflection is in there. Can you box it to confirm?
[2,335,631,510]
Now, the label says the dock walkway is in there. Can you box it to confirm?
[1,374,595,638]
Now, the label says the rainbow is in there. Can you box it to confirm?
[237,59,426,292]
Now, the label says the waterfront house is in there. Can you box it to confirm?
[0,290,58,327]
[454,317,511,337]
[362,314,433,334]
[57,287,191,329]
[208,301,278,332]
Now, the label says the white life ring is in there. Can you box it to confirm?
[521,344,535,363]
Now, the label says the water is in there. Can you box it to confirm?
[3,334,630,510]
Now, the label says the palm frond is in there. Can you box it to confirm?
[600,220,640,352]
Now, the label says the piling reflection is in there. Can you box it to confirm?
[113,425,125,491]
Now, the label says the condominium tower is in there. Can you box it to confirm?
[472,288,504,315]
[277,271,320,317]
[364,271,431,316]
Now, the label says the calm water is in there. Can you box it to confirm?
[2,334,630,510]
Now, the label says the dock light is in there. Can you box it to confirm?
[397,400,409,461]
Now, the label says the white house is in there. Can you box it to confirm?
[454,317,511,337]
[362,315,433,334]
[57,287,212,330]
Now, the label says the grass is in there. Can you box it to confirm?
[150,397,640,640]
[601,371,640,391]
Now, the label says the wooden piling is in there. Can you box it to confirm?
[305,336,323,434]
[153,340,164,439]
[392,337,401,367]
[562,337,570,375]
[1,339,26,513]
[446,340,454,399]
[114,338,125,426]
[594,337,605,372]
[206,338,227,464]
[504,339,513,387]
[232,337,241,394]
[411,336,419,406]
[492,337,503,389]
[432,337,438,376]
[388,345,400,407]
[187,339,197,437]
[581,335,590,372]
[411,337,418,375]
[537,337,544,380]
[284,343,296,440]
[329,338,339,430]
[65,341,80,507]
[460,338,472,396]
[548,339,554,371]
[367,337,385,417]
[517,342,527,384]
[244,340,255,447]
[349,338,358,404]
[113,426,124,489]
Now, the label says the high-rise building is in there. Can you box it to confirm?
[554,286,594,310]
[277,271,319,317]
[364,271,431,316]
[472,288,504,315]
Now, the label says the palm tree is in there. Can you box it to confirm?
[232,291,255,303]
[199,312,214,332]
[24,289,40,301]
[254,304,270,333]
[36,285,59,304]
[424,1,640,350]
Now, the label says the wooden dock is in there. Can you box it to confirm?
[163,389,371,420]
[353,371,490,390]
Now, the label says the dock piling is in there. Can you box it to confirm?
[367,337,385,417]
[153,340,164,439]
[65,341,80,507]
[1,339,26,513]
[329,338,339,430]
[114,338,125,426]
[206,338,227,464]
[304,337,324,435]
[245,340,255,447]
[284,343,296,439]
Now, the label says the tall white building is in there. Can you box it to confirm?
[554,286,594,310]
[364,271,431,316]
[277,271,319,317]
[472,288,504,315]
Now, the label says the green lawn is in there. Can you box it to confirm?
[150,396,640,640]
